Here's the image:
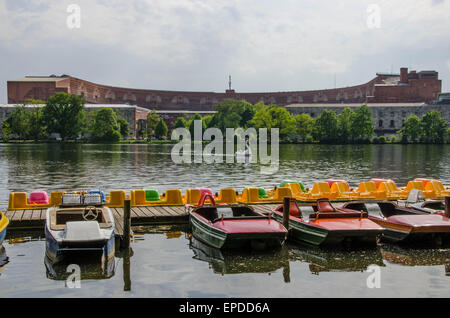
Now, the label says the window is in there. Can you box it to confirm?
[378,120,383,127]
[390,120,395,128]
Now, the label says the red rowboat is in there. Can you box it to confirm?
[189,193,287,250]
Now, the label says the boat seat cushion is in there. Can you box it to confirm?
[64,221,103,242]
[317,200,336,212]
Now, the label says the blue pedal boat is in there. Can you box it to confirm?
[45,193,115,264]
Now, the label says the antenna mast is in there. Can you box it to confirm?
[228,75,232,90]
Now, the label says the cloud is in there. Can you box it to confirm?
[0,0,449,102]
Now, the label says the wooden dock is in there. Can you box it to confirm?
[2,203,281,237]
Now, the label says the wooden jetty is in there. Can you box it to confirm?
[2,203,281,239]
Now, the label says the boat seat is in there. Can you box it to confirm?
[258,188,269,198]
[65,221,103,242]
[317,199,336,212]
[425,180,450,199]
[215,188,237,204]
[28,191,49,205]
[145,189,160,201]
[88,190,106,203]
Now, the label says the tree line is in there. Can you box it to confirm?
[2,93,129,142]
[2,94,449,144]
[145,98,450,144]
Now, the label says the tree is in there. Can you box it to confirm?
[312,110,339,143]
[337,107,355,143]
[28,107,47,141]
[4,105,30,139]
[400,114,422,143]
[117,115,130,138]
[90,108,122,142]
[250,103,295,141]
[212,99,255,131]
[42,93,86,140]
[146,110,160,139]
[154,118,168,139]
[294,113,314,142]
[173,117,187,129]
[350,104,374,142]
[188,113,206,136]
[421,110,447,143]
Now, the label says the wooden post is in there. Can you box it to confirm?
[123,248,131,291]
[445,196,450,218]
[283,196,290,230]
[123,199,131,249]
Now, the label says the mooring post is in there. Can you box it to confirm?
[123,199,131,249]
[283,196,290,230]
[445,196,450,218]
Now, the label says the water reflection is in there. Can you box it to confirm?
[381,244,450,276]
[44,254,116,281]
[188,235,385,281]
[287,243,385,275]
[189,236,289,277]
[1,144,449,208]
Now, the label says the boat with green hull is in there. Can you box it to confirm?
[189,194,287,250]
[272,198,384,246]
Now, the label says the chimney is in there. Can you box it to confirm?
[400,67,408,83]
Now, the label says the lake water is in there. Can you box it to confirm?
[1,143,450,297]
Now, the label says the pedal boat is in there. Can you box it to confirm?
[0,212,9,246]
[189,194,287,250]
[342,200,450,243]
[272,198,384,246]
[45,193,115,264]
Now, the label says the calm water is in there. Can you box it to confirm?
[1,143,450,297]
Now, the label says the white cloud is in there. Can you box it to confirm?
[0,0,449,97]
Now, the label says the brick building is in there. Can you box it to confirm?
[7,67,442,111]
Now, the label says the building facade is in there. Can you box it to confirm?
[7,67,442,111]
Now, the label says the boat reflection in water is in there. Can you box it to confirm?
[189,236,289,276]
[44,252,115,281]
[287,243,385,275]
[188,236,385,281]
[381,244,450,276]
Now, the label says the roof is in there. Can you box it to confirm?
[285,103,427,108]
[0,103,151,112]
[10,75,70,82]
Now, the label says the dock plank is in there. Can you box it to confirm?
[31,209,42,221]
[21,209,33,221]
[12,210,25,222]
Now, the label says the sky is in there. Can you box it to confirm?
[0,0,449,104]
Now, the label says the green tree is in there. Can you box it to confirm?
[421,110,447,143]
[312,110,339,143]
[250,103,295,141]
[337,107,355,143]
[188,114,206,136]
[146,110,160,139]
[212,99,255,131]
[173,117,187,129]
[42,93,86,140]
[117,115,130,138]
[27,107,47,141]
[155,118,168,139]
[5,105,30,139]
[90,108,121,142]
[400,114,422,143]
[294,113,314,142]
[350,104,374,142]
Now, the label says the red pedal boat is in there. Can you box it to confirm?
[189,193,287,250]
[342,200,450,243]
[272,198,384,246]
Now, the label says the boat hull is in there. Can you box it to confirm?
[0,228,6,246]
[45,225,115,264]
[273,211,382,246]
[190,214,286,250]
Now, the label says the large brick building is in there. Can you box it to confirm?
[7,67,442,110]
